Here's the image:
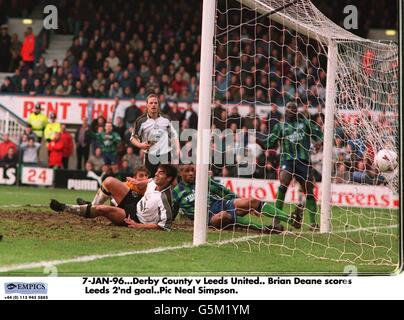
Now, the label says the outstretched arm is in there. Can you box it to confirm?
[126,177,149,190]
[124,219,161,230]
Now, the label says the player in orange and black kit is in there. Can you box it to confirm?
[124,166,149,197]
[76,166,150,209]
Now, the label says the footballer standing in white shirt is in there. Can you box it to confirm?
[130,94,180,177]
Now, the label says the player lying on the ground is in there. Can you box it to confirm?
[261,102,323,231]
[77,166,150,207]
[172,164,303,233]
[50,164,177,231]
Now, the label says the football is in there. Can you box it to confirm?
[374,149,398,172]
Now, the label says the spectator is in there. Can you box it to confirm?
[88,147,105,172]
[0,147,17,168]
[122,146,143,171]
[113,116,126,140]
[0,77,14,92]
[89,122,121,165]
[227,106,243,129]
[19,78,29,94]
[48,60,59,78]
[48,132,64,169]
[243,104,260,130]
[124,99,141,129]
[29,78,44,95]
[221,166,233,178]
[0,25,11,72]
[109,81,123,98]
[106,50,120,71]
[111,96,123,123]
[312,104,325,127]
[333,137,345,160]
[214,110,227,131]
[77,30,88,47]
[9,33,22,71]
[60,124,74,169]
[332,163,350,184]
[92,72,106,91]
[20,27,35,69]
[20,137,41,165]
[180,103,198,129]
[118,160,133,179]
[256,122,269,144]
[75,120,91,170]
[300,104,312,121]
[352,160,367,184]
[267,103,282,133]
[166,101,182,122]
[91,115,106,135]
[22,124,38,142]
[347,131,366,162]
[72,59,91,81]
[100,164,114,182]
[44,77,59,95]
[159,95,171,114]
[44,113,61,143]
[310,146,323,182]
[135,87,147,100]
[84,161,95,174]
[55,79,72,96]
[33,56,48,79]
[111,163,121,180]
[0,134,17,159]
[71,80,86,96]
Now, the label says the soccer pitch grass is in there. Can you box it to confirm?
[0,186,400,276]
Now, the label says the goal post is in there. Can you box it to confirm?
[193,0,216,246]
[193,0,399,266]
[320,41,337,234]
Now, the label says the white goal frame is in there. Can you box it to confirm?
[193,0,396,245]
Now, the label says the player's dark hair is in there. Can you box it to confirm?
[133,165,150,177]
[158,164,178,179]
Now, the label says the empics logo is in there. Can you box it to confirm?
[4,282,48,295]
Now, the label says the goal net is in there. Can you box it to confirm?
[197,0,399,271]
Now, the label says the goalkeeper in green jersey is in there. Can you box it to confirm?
[172,164,303,233]
[261,102,323,231]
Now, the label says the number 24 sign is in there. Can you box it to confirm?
[21,167,54,186]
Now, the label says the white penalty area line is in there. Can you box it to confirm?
[0,224,399,273]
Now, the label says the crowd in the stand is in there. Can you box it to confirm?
[0,96,393,186]
[0,0,398,102]
[1,0,203,103]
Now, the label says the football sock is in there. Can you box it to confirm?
[275,188,286,211]
[64,204,95,218]
[92,184,111,205]
[236,215,266,230]
[260,202,290,224]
